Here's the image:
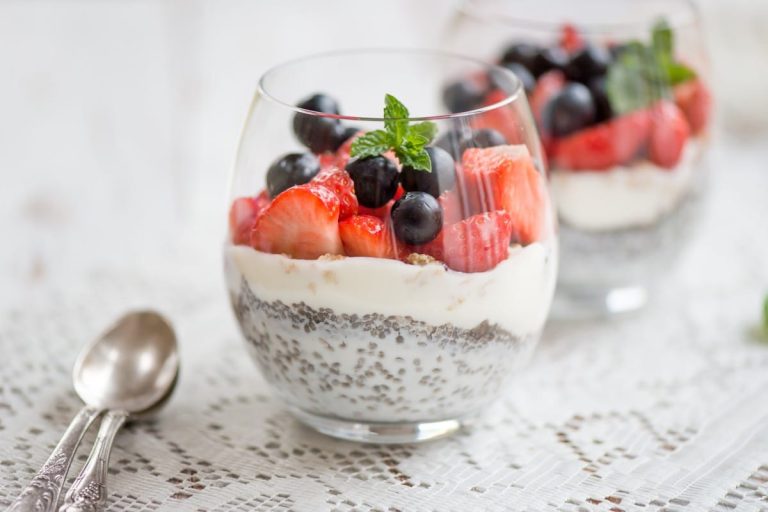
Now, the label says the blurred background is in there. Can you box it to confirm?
[0,0,764,304]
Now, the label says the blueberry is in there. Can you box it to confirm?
[498,62,536,94]
[296,93,340,115]
[443,79,485,113]
[391,192,443,245]
[588,76,613,123]
[345,156,399,208]
[434,128,470,160]
[266,153,321,198]
[565,44,612,83]
[542,83,596,137]
[530,47,569,77]
[500,42,540,71]
[470,128,507,148]
[401,147,456,198]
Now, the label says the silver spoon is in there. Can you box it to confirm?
[8,311,179,512]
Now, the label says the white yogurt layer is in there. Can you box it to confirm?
[551,142,701,232]
[225,241,557,337]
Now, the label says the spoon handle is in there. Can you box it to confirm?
[58,410,129,512]
[8,406,103,512]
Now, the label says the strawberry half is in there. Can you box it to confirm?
[339,215,398,259]
[551,109,651,171]
[229,190,270,245]
[312,166,358,219]
[441,211,514,273]
[461,145,547,245]
[674,79,712,135]
[251,184,343,259]
[649,101,690,169]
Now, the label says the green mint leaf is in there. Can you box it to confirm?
[350,130,391,159]
[408,121,438,144]
[664,61,697,85]
[384,94,410,147]
[763,294,768,334]
[652,19,673,58]
[397,148,432,172]
[606,45,654,115]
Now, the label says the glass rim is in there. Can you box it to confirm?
[256,48,523,122]
[457,0,701,33]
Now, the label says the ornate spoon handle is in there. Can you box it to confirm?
[8,406,102,512]
[58,410,129,512]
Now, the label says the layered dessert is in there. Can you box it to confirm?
[442,20,712,298]
[225,93,556,423]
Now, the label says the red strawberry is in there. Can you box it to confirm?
[251,184,343,259]
[649,101,690,169]
[551,109,651,171]
[339,215,398,259]
[474,90,526,144]
[461,145,547,245]
[559,23,584,53]
[312,166,358,219]
[441,211,514,273]
[229,191,269,245]
[530,70,565,126]
[674,79,712,135]
[439,189,467,225]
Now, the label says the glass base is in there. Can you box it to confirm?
[290,407,467,444]
[552,284,649,319]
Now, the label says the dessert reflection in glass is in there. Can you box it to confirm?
[446,0,712,316]
[224,50,558,443]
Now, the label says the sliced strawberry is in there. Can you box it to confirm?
[461,145,547,245]
[439,189,467,225]
[674,79,712,135]
[311,166,358,219]
[649,101,690,169]
[551,109,651,171]
[530,70,566,126]
[474,89,525,145]
[559,23,584,53]
[339,215,397,259]
[251,184,343,259]
[229,191,270,245]
[441,211,514,273]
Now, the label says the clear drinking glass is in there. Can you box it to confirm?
[446,0,712,316]
[224,49,558,443]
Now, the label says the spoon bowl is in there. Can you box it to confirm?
[73,311,179,413]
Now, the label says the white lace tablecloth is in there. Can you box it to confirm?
[1,140,767,512]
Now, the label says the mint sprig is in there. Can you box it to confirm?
[350,94,437,172]
[606,19,697,116]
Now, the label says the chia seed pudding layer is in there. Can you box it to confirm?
[557,168,707,290]
[232,279,539,423]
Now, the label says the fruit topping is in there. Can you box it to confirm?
[391,191,443,245]
[401,147,456,198]
[530,70,566,125]
[565,43,612,83]
[312,166,359,219]
[542,82,596,137]
[559,23,584,53]
[441,211,514,273]
[442,79,485,113]
[472,128,508,148]
[292,93,350,153]
[251,184,343,259]
[266,152,321,198]
[531,47,569,78]
[674,78,711,135]
[494,63,535,95]
[587,76,613,123]
[461,145,546,245]
[346,156,400,208]
[648,101,690,169]
[551,109,651,170]
[500,42,540,71]
[339,214,397,259]
[296,93,340,115]
[229,191,270,246]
